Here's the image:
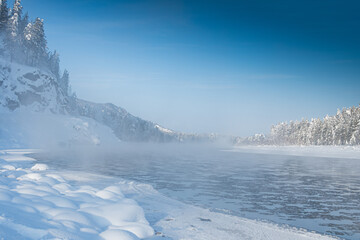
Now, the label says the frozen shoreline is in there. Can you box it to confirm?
[0,149,339,240]
[0,149,153,240]
[229,145,360,160]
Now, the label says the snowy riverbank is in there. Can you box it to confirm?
[0,149,153,240]
[0,149,339,240]
[230,145,360,159]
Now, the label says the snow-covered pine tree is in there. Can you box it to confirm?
[350,121,360,145]
[5,0,22,61]
[299,119,310,145]
[33,18,47,66]
[0,0,9,33]
[16,11,29,63]
[18,11,28,33]
[247,105,360,146]
[321,115,335,145]
[23,17,47,66]
[23,21,32,63]
[347,106,359,144]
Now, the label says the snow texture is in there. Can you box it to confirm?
[0,149,154,240]
[0,58,67,113]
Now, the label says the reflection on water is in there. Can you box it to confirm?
[33,145,360,239]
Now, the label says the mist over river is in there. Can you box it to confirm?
[32,144,360,240]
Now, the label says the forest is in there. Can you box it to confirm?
[237,106,360,145]
[0,0,69,96]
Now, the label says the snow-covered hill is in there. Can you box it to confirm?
[0,57,207,144]
[0,110,121,149]
[70,99,225,143]
[70,99,180,142]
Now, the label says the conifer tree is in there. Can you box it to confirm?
[23,18,47,66]
[18,11,28,34]
[33,17,47,65]
[0,0,9,32]
[16,12,28,63]
[23,21,32,63]
[245,105,360,146]
[5,0,22,61]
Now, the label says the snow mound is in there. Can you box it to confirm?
[0,149,154,239]
[31,163,48,171]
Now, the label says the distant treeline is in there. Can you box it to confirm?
[235,105,360,146]
[0,0,70,96]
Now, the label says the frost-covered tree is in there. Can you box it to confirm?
[5,0,22,61]
[18,11,28,33]
[0,0,76,106]
[23,18,47,66]
[1,1,60,72]
[0,0,9,32]
[350,120,360,145]
[308,118,322,145]
[14,12,28,62]
[240,105,360,146]
[23,21,32,61]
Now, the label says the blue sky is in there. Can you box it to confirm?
[22,0,360,136]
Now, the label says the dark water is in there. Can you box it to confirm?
[33,145,360,239]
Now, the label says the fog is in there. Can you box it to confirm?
[0,109,230,153]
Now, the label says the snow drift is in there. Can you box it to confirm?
[0,149,154,240]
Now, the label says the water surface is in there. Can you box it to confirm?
[33,145,360,239]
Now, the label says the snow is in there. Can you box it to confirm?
[0,57,66,113]
[31,163,49,171]
[0,149,339,240]
[0,56,201,143]
[0,149,154,240]
[0,110,120,149]
[155,125,173,134]
[230,145,360,159]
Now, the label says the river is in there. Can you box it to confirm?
[32,144,360,240]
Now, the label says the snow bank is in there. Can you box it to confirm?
[230,145,360,159]
[0,149,154,240]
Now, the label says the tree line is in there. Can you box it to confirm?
[236,105,360,146]
[0,0,70,96]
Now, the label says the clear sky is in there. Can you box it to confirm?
[22,0,360,136]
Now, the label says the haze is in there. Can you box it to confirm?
[23,0,360,136]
